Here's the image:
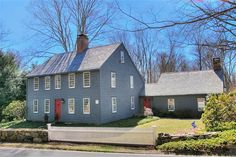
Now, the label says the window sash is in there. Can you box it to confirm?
[33,99,38,113]
[197,98,205,111]
[168,98,175,111]
[121,51,125,63]
[55,75,61,89]
[130,75,134,88]
[83,98,90,114]
[68,98,75,114]
[112,97,117,113]
[131,96,135,109]
[45,76,50,90]
[111,72,116,88]
[68,73,75,88]
[83,72,90,88]
[44,99,50,113]
[34,77,39,91]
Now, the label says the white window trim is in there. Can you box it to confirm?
[33,99,38,113]
[45,76,51,90]
[120,51,125,63]
[130,75,134,89]
[68,73,75,88]
[168,98,175,112]
[83,98,90,114]
[55,75,61,89]
[83,72,91,88]
[44,99,50,113]
[111,72,116,88]
[34,77,39,91]
[112,97,117,113]
[131,96,135,110]
[68,98,75,114]
[197,98,205,112]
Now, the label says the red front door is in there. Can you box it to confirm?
[55,99,62,121]
[144,98,151,108]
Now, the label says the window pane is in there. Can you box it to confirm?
[55,75,61,89]
[83,98,90,114]
[197,98,205,111]
[121,51,125,63]
[34,77,39,91]
[68,98,75,114]
[83,72,90,87]
[44,99,50,113]
[130,75,134,88]
[131,96,135,109]
[168,98,175,111]
[69,73,75,88]
[112,97,117,113]
[111,72,116,88]
[33,100,38,113]
[45,76,50,90]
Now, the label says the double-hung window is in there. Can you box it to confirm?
[120,51,125,63]
[83,72,90,88]
[45,76,50,90]
[33,99,38,113]
[44,99,50,113]
[130,75,134,88]
[197,98,205,112]
[83,98,90,114]
[111,97,117,113]
[68,73,75,88]
[111,72,116,88]
[131,96,135,110]
[34,77,39,91]
[68,98,75,114]
[168,98,175,111]
[55,75,61,89]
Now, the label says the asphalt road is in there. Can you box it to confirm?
[0,147,220,157]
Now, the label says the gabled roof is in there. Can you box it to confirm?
[27,43,121,77]
[142,70,223,96]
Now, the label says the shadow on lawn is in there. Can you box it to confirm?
[7,121,47,129]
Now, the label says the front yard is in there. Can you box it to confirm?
[0,116,204,134]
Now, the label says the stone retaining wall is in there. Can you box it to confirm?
[0,129,48,143]
[156,132,218,145]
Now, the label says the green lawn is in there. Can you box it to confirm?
[0,117,205,134]
[0,120,46,129]
[138,118,205,134]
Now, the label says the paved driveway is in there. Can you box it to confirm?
[0,147,218,157]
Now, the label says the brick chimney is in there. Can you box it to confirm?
[76,34,88,53]
[213,57,224,83]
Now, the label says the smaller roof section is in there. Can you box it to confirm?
[143,70,223,96]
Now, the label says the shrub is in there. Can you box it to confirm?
[2,100,26,121]
[201,92,236,131]
[208,122,236,131]
[157,130,236,154]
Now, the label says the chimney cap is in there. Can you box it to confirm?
[78,33,88,39]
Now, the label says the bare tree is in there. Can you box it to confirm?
[29,0,114,55]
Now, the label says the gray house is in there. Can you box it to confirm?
[26,34,144,124]
[140,70,223,118]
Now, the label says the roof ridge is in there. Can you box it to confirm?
[89,42,122,49]
[161,70,213,75]
[49,42,122,56]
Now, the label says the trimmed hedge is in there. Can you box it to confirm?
[157,130,236,154]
